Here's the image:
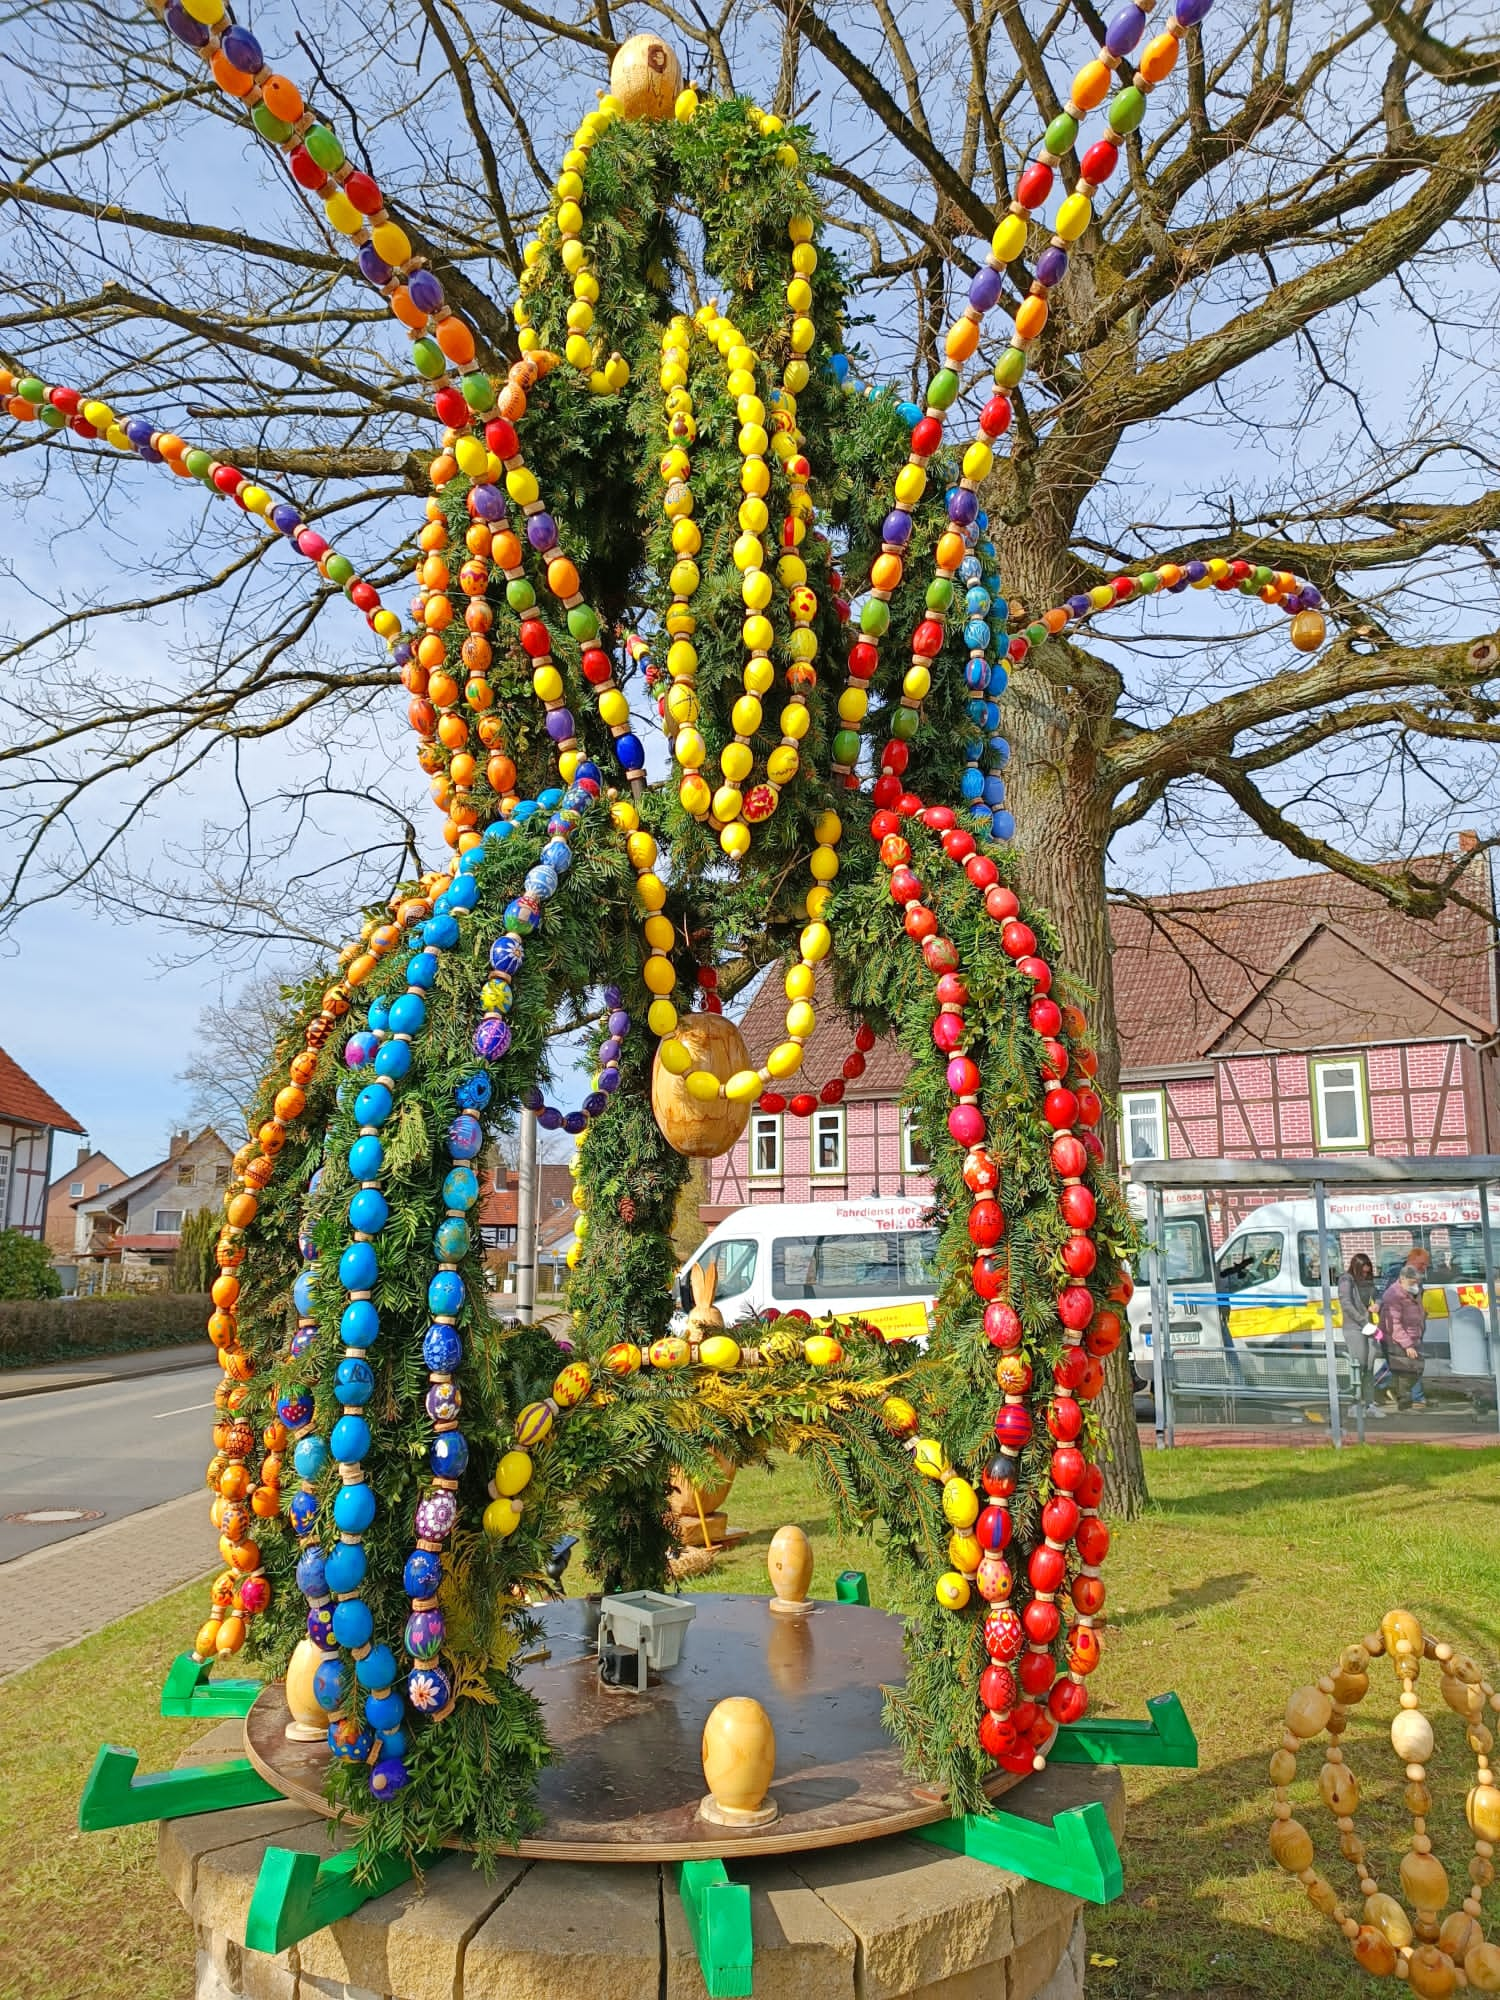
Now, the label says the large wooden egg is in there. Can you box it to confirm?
[609,34,682,121]
[650,1011,753,1158]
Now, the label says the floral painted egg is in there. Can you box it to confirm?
[552,1361,592,1408]
[741,784,778,822]
[239,1574,271,1616]
[328,1717,373,1761]
[426,1380,461,1423]
[994,1354,1032,1396]
[407,1665,452,1714]
[975,1555,1013,1603]
[405,1608,445,1659]
[210,1570,237,1609]
[414,1490,458,1541]
[962,1150,999,1195]
[648,1335,691,1370]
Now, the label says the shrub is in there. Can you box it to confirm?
[0,1292,210,1366]
[0,1229,63,1301]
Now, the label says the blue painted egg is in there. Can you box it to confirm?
[489,936,524,976]
[368,999,391,1033]
[422,1322,462,1372]
[339,1242,378,1292]
[323,1540,367,1594]
[335,1357,375,1404]
[330,1414,371,1464]
[288,1490,319,1535]
[405,1608,445,1659]
[348,1187,390,1235]
[425,1381,461,1423]
[341,1299,380,1348]
[313,1658,347,1710]
[353,1083,394,1128]
[295,1549,327,1598]
[293,1436,330,1480]
[333,1482,376,1534]
[447,1114,483,1160]
[332,1598,373,1649]
[356,1644,397,1692]
[403,1549,441,1598]
[369,1757,409,1797]
[454,1071,492,1111]
[430,1431,468,1478]
[328,1718,373,1761]
[434,1217,469,1261]
[427,1270,464,1318]
[306,1603,335,1646]
[373,1039,411,1081]
[406,951,438,988]
[293,1271,316,1316]
[442,1166,479,1211]
[406,1664,452,1714]
[365,1692,404,1733]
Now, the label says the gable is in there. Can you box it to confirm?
[1214,923,1492,1053]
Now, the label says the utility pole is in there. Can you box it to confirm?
[515,1106,537,1323]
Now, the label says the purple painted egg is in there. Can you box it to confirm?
[425,1381,461,1424]
[473,1016,511,1061]
[414,1491,458,1541]
[405,1608,445,1659]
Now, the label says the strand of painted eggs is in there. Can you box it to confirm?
[657,307,817,855]
[599,1315,851,1377]
[832,0,1215,787]
[868,795,1117,1768]
[518,986,631,1139]
[957,537,1015,834]
[1038,555,1327,652]
[0,366,403,648]
[147,0,507,436]
[195,874,460,1661]
[511,98,632,392]
[425,354,649,794]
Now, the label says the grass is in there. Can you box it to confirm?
[3,1445,1497,2000]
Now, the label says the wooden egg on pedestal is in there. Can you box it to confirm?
[767,1522,814,1616]
[650,1012,753,1158]
[609,34,682,121]
[284,1636,334,1742]
[699,1695,778,1826]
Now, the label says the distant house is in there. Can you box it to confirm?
[704,839,1499,1224]
[477,1159,573,1284]
[75,1127,234,1271]
[44,1144,130,1258]
[0,1046,86,1239]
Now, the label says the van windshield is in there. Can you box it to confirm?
[1217,1231,1283,1293]
[692,1239,757,1304]
[1155,1220,1210,1284]
[770,1229,940,1302]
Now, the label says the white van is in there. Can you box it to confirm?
[671,1198,939,1342]
[1124,1187,1217,1385]
[1207,1192,1498,1386]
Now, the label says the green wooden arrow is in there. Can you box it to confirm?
[159,1652,261,1719]
[674,1859,754,1998]
[244,1844,421,1955]
[1049,1691,1198,1770]
[911,1798,1124,1904]
[78,1744,279,1831]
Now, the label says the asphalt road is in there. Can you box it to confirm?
[0,1361,219,1562]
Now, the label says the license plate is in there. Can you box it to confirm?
[1165,1326,1201,1347]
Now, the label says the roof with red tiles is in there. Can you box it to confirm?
[1112,851,1497,1070]
[0,1046,85,1135]
[731,852,1497,1088]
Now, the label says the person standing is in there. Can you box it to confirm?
[1339,1252,1384,1418]
[1378,1263,1429,1411]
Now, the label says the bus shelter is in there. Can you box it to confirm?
[1128,1155,1500,1447]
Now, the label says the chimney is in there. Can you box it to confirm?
[168,1130,191,1158]
[76,1142,90,1169]
[1459,831,1479,855]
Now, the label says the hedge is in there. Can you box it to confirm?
[0,1293,211,1368]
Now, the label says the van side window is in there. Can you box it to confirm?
[1297,1232,1341,1287]
[1216,1231,1283,1294]
[770,1229,939,1301]
[697,1239,757,1303]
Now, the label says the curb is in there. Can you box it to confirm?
[0,1346,213,1402]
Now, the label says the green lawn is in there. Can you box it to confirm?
[3,1445,1497,2000]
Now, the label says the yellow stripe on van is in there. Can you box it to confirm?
[862,1301,930,1342]
[1227,1291,1459,1342]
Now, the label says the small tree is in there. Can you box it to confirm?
[173,1206,218,1295]
[0,1230,62,1302]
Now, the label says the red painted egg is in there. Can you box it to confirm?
[1017,956,1052,990]
[1076,1463,1105,1509]
[1059,1183,1097,1229]
[993,1403,1032,1451]
[1047,1396,1083,1442]
[963,1149,999,1194]
[976,1503,1011,1551]
[979,1709,1017,1758]
[981,1452,1017,1497]
[966,854,999,889]
[1074,1086,1102,1126]
[1051,1445,1085,1490]
[1042,1495,1081,1543]
[1086,1309,1123,1356]
[1069,1626,1103,1676]
[932,1011,964,1052]
[936,973,969,1007]
[1058,1286,1094,1330]
[983,1605,1024,1661]
[1020,1647,1058,1694]
[923,805,956,831]
[968,1199,1004,1248]
[1049,1678,1089,1724]
[1029,996,1062,1036]
[1051,1135,1088,1179]
[1000,919,1035,959]
[980,1663,1016,1712]
[880,834,911,868]
[983,1300,1021,1346]
[889,865,921,904]
[1072,1574,1106,1616]
[1028,1545,1066,1594]
[1023,1600,1062,1648]
[1061,1235,1097,1278]
[1053,1345,1088,1391]
[922,934,959,974]
[972,1253,1005,1300]
[985,884,1020,922]
[869,807,901,839]
[905,904,938,941]
[1043,1087,1078,1129]
[942,828,976,861]
[1076,1517,1110,1567]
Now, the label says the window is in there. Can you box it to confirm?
[811,1107,845,1178]
[152,1208,184,1235]
[214,1163,231,1187]
[1216,1230,1284,1295]
[749,1113,782,1180]
[95,1180,112,1194]
[1121,1089,1168,1166]
[1297,1231,1341,1288]
[689,1238,758,1306]
[902,1109,932,1173]
[177,1162,195,1187]
[770,1228,940,1302]
[1312,1056,1369,1149]
[0,1150,10,1228]
[69,1181,84,1197]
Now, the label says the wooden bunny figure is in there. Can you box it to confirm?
[686,1260,725,1342]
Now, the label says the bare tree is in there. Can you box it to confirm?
[2,0,1500,1503]
[178,967,310,1139]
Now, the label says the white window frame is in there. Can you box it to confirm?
[1122,1089,1169,1167]
[810,1106,846,1179]
[152,1207,184,1234]
[749,1113,783,1181]
[0,1149,11,1229]
[69,1180,84,1197]
[901,1108,932,1173]
[1312,1055,1369,1150]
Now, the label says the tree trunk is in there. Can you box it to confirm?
[996,545,1150,1519]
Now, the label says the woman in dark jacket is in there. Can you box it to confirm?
[1378,1264,1429,1410]
[1339,1253,1382,1417]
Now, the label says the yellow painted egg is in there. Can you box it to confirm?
[935,1571,971,1612]
[608,32,683,120]
[803,1334,844,1367]
[495,1450,533,1496]
[603,1341,642,1377]
[942,1477,980,1528]
[698,1334,742,1370]
[882,1396,918,1436]
[553,1361,593,1408]
[649,1335,692,1369]
[483,1496,521,1537]
[913,1438,946,1479]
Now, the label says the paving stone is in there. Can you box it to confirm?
[178,1721,254,1768]
[190,1813,346,1942]
[240,1946,301,2000]
[464,1861,661,2000]
[1029,1915,1085,2000]
[296,1850,526,2000]
[791,1837,1016,1999]
[663,1859,858,2000]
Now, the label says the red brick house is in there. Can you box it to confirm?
[703,841,1499,1222]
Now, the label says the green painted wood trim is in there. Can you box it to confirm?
[910,1798,1125,1904]
[159,1653,261,1719]
[1049,1691,1198,1769]
[674,1858,754,1998]
[244,1844,417,1956]
[834,1570,870,1605]
[78,1744,279,1831]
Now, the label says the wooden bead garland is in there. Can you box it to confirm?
[1267,1610,1500,1992]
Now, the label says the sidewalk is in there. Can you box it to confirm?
[0,1488,212,1679]
[0,1339,213,1400]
